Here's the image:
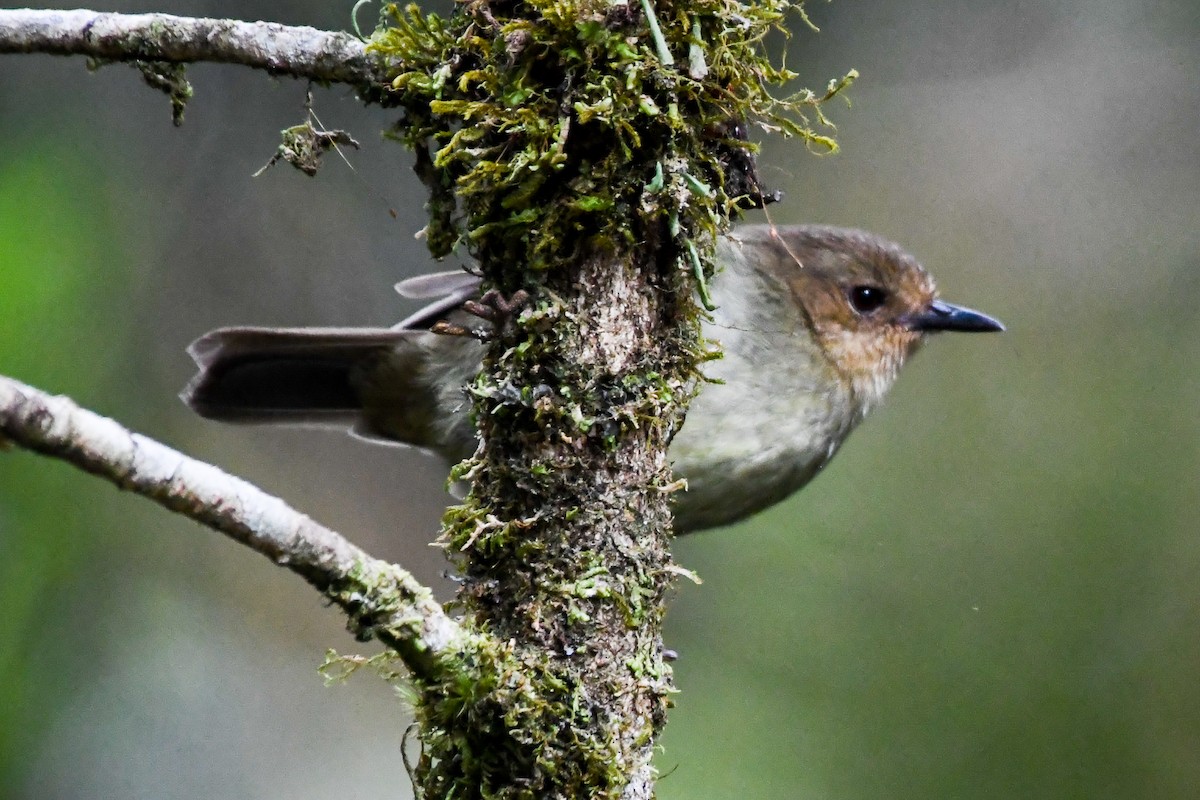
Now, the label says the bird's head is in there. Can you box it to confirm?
[756,225,1004,413]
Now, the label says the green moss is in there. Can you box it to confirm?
[320,648,410,686]
[132,60,193,126]
[409,637,634,799]
[370,0,853,283]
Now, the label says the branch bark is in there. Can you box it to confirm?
[0,373,473,683]
[0,9,390,88]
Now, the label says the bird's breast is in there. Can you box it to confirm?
[666,335,858,532]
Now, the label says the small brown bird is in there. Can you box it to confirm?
[184,225,1003,532]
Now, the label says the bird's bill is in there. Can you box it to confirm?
[904,299,1005,333]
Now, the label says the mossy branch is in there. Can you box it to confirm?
[365,2,854,794]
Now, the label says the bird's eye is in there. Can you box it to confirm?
[849,285,888,314]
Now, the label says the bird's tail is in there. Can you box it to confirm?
[182,326,416,425]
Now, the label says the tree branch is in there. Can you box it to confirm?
[0,373,472,683]
[0,8,391,88]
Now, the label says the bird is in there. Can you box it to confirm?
[183,224,1003,533]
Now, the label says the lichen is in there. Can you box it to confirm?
[132,60,192,126]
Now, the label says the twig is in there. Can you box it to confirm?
[0,373,472,683]
[0,9,392,88]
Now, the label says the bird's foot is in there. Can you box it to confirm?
[431,288,531,341]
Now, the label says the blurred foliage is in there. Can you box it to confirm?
[0,149,125,791]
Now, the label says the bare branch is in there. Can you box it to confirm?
[0,9,392,88]
[0,373,472,683]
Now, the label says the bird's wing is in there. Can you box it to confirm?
[395,269,482,299]
[393,270,483,331]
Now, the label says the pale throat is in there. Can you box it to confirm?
[822,328,920,417]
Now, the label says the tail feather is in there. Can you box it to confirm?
[182,327,413,425]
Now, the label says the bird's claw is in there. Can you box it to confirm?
[432,288,531,341]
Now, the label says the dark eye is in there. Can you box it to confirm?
[849,285,888,314]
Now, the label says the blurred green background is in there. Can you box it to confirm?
[1,1,1197,797]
